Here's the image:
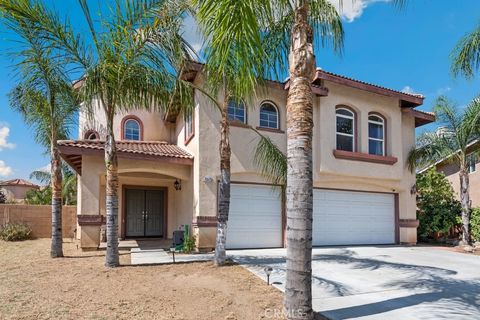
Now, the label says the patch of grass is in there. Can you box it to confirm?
[0,223,32,241]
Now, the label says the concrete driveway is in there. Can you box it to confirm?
[228,246,480,320]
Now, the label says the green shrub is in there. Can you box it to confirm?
[416,168,462,239]
[0,223,33,241]
[182,235,196,253]
[471,208,480,242]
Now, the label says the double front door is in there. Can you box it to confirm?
[125,188,165,238]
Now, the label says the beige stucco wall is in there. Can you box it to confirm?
[438,160,480,208]
[78,101,172,142]
[0,185,38,202]
[193,79,418,245]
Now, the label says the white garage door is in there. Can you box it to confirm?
[313,189,395,246]
[226,184,283,249]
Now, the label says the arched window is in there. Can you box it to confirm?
[336,107,356,152]
[122,116,142,141]
[227,98,246,123]
[368,114,385,156]
[84,130,100,140]
[259,101,279,129]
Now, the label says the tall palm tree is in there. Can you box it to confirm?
[0,9,78,257]
[451,21,480,79]
[0,0,192,267]
[408,96,480,245]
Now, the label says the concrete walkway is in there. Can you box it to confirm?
[130,247,213,265]
[229,246,480,320]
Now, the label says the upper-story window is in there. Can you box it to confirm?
[84,130,100,140]
[467,153,477,173]
[259,101,279,129]
[227,98,246,123]
[336,107,355,152]
[122,116,143,141]
[184,108,194,144]
[368,114,385,156]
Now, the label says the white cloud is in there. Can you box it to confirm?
[401,86,416,94]
[436,86,451,96]
[0,125,15,151]
[181,14,204,55]
[0,160,13,177]
[327,0,392,22]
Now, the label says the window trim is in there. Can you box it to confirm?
[184,108,195,145]
[259,100,280,130]
[335,106,357,152]
[467,153,477,174]
[227,98,247,124]
[368,113,387,157]
[84,130,100,140]
[121,115,143,141]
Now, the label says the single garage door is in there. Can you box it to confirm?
[226,184,283,249]
[313,189,395,246]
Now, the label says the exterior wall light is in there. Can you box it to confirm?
[174,179,181,191]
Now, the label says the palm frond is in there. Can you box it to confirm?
[252,129,287,186]
[451,22,480,79]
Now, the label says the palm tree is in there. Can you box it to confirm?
[30,165,78,205]
[0,0,192,267]
[408,96,480,245]
[451,21,480,79]
[0,9,78,257]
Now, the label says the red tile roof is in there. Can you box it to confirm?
[58,140,193,159]
[0,179,39,188]
[57,140,193,174]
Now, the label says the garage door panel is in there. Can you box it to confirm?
[226,184,282,249]
[313,189,395,246]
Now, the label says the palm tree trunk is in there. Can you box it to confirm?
[284,1,315,319]
[50,139,63,258]
[105,117,120,267]
[459,166,471,244]
[214,92,231,266]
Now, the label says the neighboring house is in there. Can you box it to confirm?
[0,179,40,203]
[421,139,480,207]
[59,62,435,250]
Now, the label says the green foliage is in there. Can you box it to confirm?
[451,22,480,79]
[0,223,32,241]
[416,168,462,238]
[182,235,196,254]
[471,208,480,242]
[0,189,6,204]
[25,187,52,205]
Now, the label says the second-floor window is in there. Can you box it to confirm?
[227,99,246,123]
[368,114,385,156]
[259,102,279,129]
[336,108,355,152]
[467,153,477,173]
[124,118,141,141]
[184,109,194,143]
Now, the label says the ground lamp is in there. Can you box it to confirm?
[264,267,273,285]
[170,247,176,264]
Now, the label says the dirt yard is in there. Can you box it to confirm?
[0,239,285,320]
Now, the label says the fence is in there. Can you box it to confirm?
[0,204,77,238]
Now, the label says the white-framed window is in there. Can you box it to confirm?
[184,108,194,142]
[84,130,100,140]
[259,102,279,129]
[336,108,355,152]
[124,119,141,141]
[467,153,477,174]
[227,99,246,123]
[368,114,385,156]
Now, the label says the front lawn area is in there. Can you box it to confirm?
[0,239,284,320]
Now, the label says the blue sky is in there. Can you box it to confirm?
[0,0,479,182]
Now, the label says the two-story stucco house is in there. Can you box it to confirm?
[58,62,435,250]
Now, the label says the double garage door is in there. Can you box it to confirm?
[226,184,395,249]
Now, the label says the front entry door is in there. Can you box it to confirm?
[125,188,165,237]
